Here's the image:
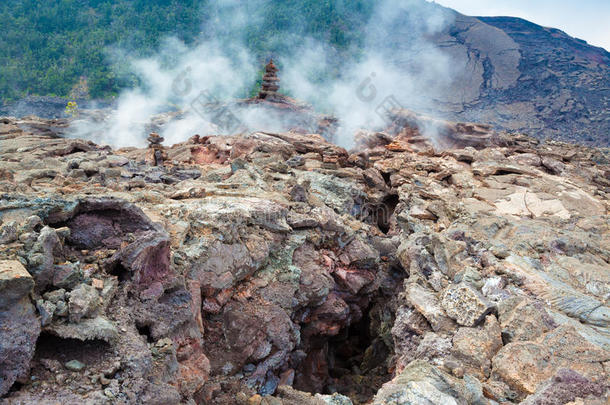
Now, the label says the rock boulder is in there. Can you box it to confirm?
[0,260,40,396]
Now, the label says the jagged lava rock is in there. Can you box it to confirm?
[441,283,495,327]
[491,326,610,398]
[0,260,41,396]
[0,111,609,404]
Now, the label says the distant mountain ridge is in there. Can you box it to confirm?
[436,13,610,145]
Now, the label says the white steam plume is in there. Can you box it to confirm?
[69,0,457,149]
[70,38,256,147]
[281,0,456,147]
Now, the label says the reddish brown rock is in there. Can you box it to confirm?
[520,369,606,405]
[491,326,609,397]
[0,261,40,396]
[173,337,211,398]
[450,315,503,379]
[498,298,557,343]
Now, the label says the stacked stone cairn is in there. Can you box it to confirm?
[258,59,281,101]
[147,132,167,166]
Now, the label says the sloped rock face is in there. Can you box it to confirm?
[442,13,610,146]
[0,261,40,396]
[520,369,606,405]
[492,326,609,396]
[0,114,609,404]
[384,3,610,146]
[372,360,487,405]
[349,0,610,147]
[474,17,610,146]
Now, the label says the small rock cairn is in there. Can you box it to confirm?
[147,132,166,166]
[258,59,280,100]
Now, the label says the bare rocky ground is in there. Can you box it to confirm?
[0,109,609,405]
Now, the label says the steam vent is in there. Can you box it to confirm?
[258,59,280,100]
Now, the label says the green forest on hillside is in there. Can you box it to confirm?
[0,0,375,103]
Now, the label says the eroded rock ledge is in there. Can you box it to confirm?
[0,113,609,404]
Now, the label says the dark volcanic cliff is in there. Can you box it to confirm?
[432,13,610,146]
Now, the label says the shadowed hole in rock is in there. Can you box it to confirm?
[57,145,90,156]
[295,297,394,404]
[5,382,23,397]
[351,194,398,235]
[378,194,399,234]
[45,199,156,251]
[494,170,521,176]
[329,302,392,402]
[328,308,374,378]
[136,323,154,343]
[389,263,405,280]
[108,262,131,283]
[32,333,112,373]
[381,172,392,187]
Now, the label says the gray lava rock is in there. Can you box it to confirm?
[290,184,309,202]
[80,161,99,176]
[55,300,68,317]
[52,262,82,289]
[362,168,387,190]
[65,359,86,372]
[106,155,129,167]
[27,226,64,290]
[315,393,353,405]
[0,221,18,244]
[338,237,379,268]
[540,156,566,175]
[102,167,121,179]
[160,174,180,184]
[36,298,56,326]
[286,155,305,167]
[406,283,455,333]
[20,215,42,233]
[46,316,118,342]
[441,283,495,326]
[43,288,66,304]
[0,260,41,396]
[68,283,101,323]
[67,159,80,170]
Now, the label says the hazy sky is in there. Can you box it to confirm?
[433,0,610,51]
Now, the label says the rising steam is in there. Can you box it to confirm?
[69,0,457,149]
